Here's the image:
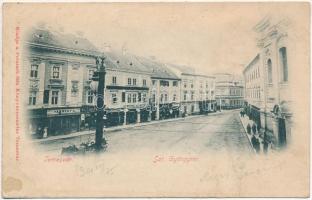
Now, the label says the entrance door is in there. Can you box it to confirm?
[278,118,287,147]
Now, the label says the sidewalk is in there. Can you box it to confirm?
[239,114,275,155]
[33,111,231,143]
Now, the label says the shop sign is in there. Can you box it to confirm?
[47,108,80,116]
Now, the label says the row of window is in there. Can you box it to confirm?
[183,91,215,101]
[246,88,261,99]
[246,66,260,83]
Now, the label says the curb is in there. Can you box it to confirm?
[238,115,256,154]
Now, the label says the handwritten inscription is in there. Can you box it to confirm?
[75,162,117,177]
[153,155,199,164]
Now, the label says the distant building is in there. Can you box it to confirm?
[214,73,244,110]
[166,65,217,115]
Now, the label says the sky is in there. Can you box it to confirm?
[23,3,299,76]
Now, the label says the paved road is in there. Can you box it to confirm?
[34,110,253,154]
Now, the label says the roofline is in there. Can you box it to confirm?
[181,73,215,78]
[151,76,181,81]
[26,42,101,58]
[243,54,260,73]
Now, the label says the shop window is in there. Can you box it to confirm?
[28,91,37,105]
[51,91,59,105]
[267,59,273,84]
[279,47,288,82]
[30,64,38,78]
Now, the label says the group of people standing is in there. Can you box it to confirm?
[246,123,270,154]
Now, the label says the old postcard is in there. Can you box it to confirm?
[2,2,310,197]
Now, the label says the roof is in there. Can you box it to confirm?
[243,54,260,73]
[27,28,100,56]
[104,51,151,74]
[136,57,180,80]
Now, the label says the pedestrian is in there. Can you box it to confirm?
[247,123,251,135]
[262,132,269,154]
[255,137,260,153]
[252,123,257,134]
[251,134,257,150]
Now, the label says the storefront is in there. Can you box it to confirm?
[46,107,81,136]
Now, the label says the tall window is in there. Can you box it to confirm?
[28,91,37,105]
[52,65,60,79]
[88,69,94,80]
[122,92,126,102]
[133,79,137,86]
[143,79,147,86]
[267,59,273,84]
[51,91,59,105]
[279,47,288,82]
[164,94,168,102]
[127,93,132,103]
[87,90,93,104]
[173,81,178,87]
[184,91,187,101]
[160,94,164,102]
[142,93,147,102]
[191,91,194,100]
[132,93,137,103]
[173,94,177,102]
[30,64,38,78]
[112,76,117,85]
[128,78,132,85]
[111,93,117,104]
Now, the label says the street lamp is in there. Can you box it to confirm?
[90,56,107,151]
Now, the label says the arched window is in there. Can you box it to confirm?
[267,59,273,84]
[279,47,288,82]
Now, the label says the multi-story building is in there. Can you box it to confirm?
[136,58,181,120]
[244,17,292,148]
[25,27,99,137]
[214,73,244,110]
[166,65,217,115]
[102,52,152,126]
[243,54,264,130]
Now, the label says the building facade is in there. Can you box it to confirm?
[214,73,244,110]
[25,27,218,139]
[25,28,99,138]
[244,17,292,148]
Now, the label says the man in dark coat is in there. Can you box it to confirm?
[247,124,251,135]
[252,123,257,134]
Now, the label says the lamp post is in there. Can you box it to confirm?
[90,56,107,151]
